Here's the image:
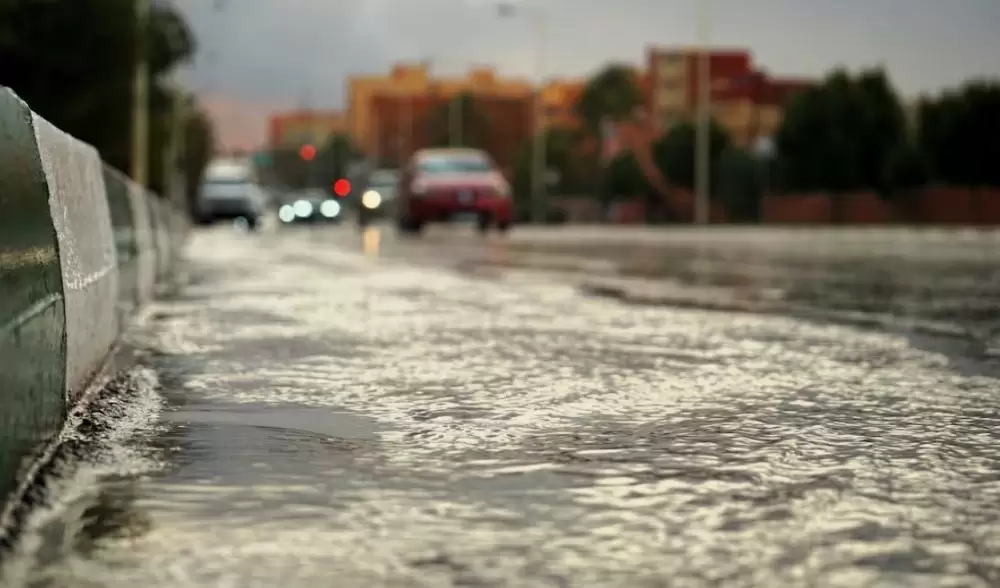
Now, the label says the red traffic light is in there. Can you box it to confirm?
[299,144,316,161]
[333,179,351,197]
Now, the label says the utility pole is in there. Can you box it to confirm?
[694,0,712,224]
[163,84,186,207]
[498,2,546,224]
[530,12,547,225]
[402,88,413,160]
[449,94,463,147]
[131,0,150,187]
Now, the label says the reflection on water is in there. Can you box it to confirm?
[74,479,152,556]
[362,226,380,257]
[11,229,1000,588]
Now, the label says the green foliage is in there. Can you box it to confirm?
[884,141,931,191]
[575,64,644,135]
[651,120,731,190]
[314,133,361,188]
[269,133,360,191]
[917,81,1000,186]
[426,93,491,149]
[182,104,215,212]
[713,148,764,222]
[510,129,586,220]
[602,152,650,203]
[0,0,203,192]
[774,67,908,196]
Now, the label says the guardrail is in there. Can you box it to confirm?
[0,88,186,518]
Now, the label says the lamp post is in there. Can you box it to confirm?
[449,92,463,147]
[498,2,546,224]
[163,81,187,207]
[694,0,712,224]
[426,59,465,147]
[131,0,150,187]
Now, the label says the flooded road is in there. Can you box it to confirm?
[7,225,1000,587]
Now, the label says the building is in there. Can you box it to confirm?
[347,63,534,158]
[646,46,813,146]
[541,79,586,130]
[369,91,532,174]
[268,110,347,149]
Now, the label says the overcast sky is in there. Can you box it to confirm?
[170,0,1000,149]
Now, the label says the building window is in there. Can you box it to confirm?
[660,78,682,92]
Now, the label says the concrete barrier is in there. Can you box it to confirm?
[0,87,186,519]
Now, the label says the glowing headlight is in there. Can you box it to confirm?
[495,180,511,198]
[361,190,382,209]
[278,204,295,223]
[293,199,313,218]
[320,199,341,218]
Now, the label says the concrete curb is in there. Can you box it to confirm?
[0,88,186,519]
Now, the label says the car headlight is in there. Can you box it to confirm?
[293,199,313,218]
[496,181,511,198]
[320,200,341,218]
[361,190,382,209]
[278,204,295,223]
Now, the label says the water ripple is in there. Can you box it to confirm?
[17,228,1000,587]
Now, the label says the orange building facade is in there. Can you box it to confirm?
[268,110,347,149]
[540,79,586,130]
[348,64,535,160]
[369,92,532,173]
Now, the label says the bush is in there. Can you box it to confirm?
[713,148,764,222]
[918,81,1000,187]
[775,68,908,195]
[651,120,731,190]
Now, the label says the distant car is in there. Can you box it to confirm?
[196,159,267,229]
[357,168,398,227]
[396,148,512,235]
[277,189,345,225]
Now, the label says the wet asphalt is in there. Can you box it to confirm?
[6,222,1000,587]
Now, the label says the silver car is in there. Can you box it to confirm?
[196,160,267,229]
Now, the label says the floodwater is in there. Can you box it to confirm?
[4,224,1000,587]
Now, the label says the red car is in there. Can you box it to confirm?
[395,148,513,235]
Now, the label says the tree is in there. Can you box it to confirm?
[426,92,491,149]
[0,0,198,182]
[713,148,764,222]
[182,104,215,214]
[651,120,731,190]
[575,64,644,136]
[510,128,584,221]
[918,81,1000,187]
[314,133,362,190]
[774,67,910,201]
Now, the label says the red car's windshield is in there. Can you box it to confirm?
[418,156,492,174]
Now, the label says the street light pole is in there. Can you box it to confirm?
[163,83,186,206]
[694,0,712,225]
[131,0,150,187]
[449,93,463,147]
[403,88,413,160]
[498,2,546,224]
[530,12,546,225]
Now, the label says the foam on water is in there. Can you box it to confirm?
[0,367,165,587]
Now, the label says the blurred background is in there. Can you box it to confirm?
[3,0,998,226]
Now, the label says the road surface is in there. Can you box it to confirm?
[4,223,1000,587]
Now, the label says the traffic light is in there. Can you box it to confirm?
[333,178,351,197]
[299,144,317,161]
